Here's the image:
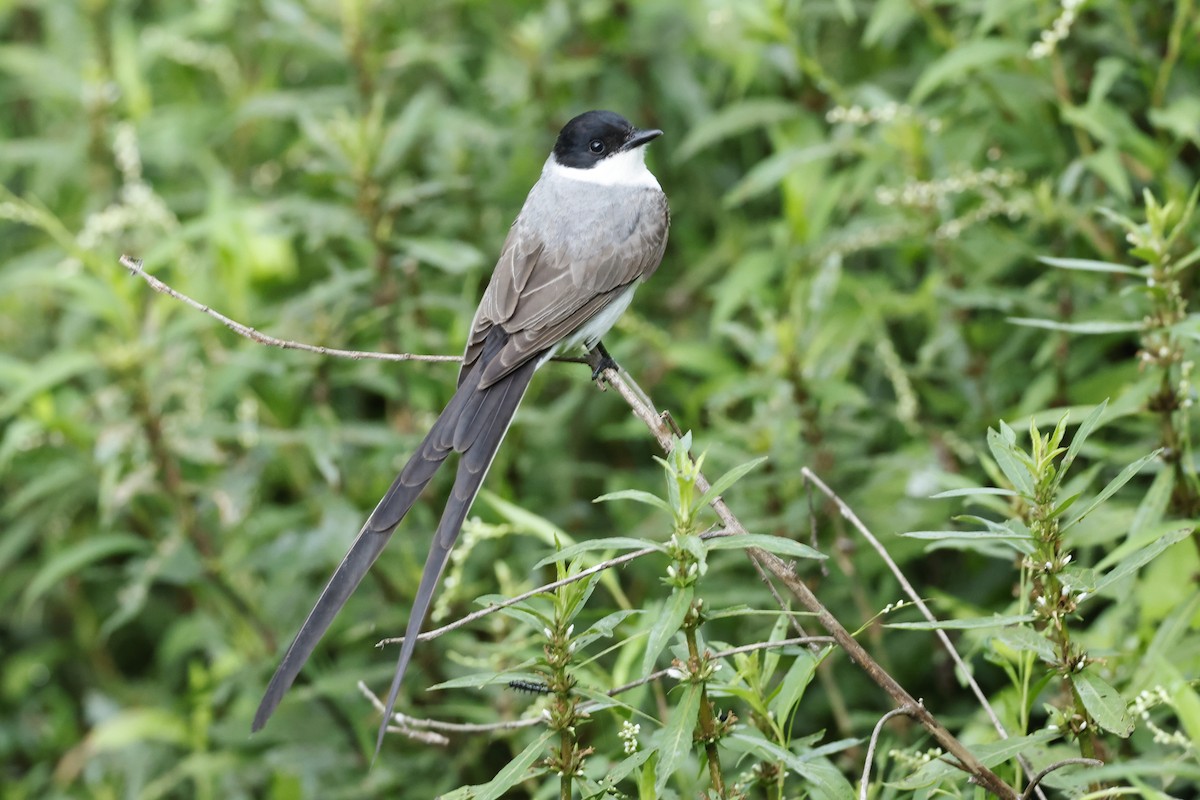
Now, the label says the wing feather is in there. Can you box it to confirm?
[463,186,668,387]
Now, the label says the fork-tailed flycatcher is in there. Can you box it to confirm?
[252,110,670,755]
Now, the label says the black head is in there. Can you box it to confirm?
[552,110,663,169]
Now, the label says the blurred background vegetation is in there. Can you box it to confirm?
[3,0,1199,797]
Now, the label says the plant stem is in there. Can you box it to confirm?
[684,624,726,798]
[559,726,572,800]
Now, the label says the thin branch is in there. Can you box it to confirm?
[121,254,460,363]
[359,638,835,740]
[749,556,818,644]
[358,681,536,742]
[375,528,737,649]
[596,636,834,703]
[861,703,922,800]
[1021,758,1103,800]
[699,635,835,667]
[360,681,541,740]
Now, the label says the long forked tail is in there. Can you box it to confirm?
[373,353,539,755]
[252,336,540,739]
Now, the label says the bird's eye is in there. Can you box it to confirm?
[588,139,605,154]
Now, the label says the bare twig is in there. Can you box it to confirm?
[357,681,538,742]
[1021,758,1103,800]
[861,704,922,800]
[375,528,737,649]
[360,638,835,741]
[596,636,835,703]
[121,254,460,363]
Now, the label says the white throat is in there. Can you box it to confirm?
[545,147,661,190]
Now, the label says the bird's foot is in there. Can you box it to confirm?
[586,342,619,383]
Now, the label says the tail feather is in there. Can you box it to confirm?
[373,354,538,755]
[253,326,546,746]
[255,336,504,733]
[252,436,450,733]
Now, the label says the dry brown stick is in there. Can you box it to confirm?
[120,254,460,363]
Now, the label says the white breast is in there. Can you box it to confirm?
[536,283,640,368]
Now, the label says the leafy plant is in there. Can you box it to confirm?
[3,0,1200,797]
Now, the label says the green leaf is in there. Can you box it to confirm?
[723,729,856,799]
[696,456,768,508]
[655,682,701,796]
[789,756,856,800]
[1037,256,1143,275]
[592,748,654,793]
[89,708,189,750]
[396,236,484,274]
[1061,449,1161,532]
[991,625,1057,663]
[953,515,1030,535]
[482,491,576,547]
[642,587,693,676]
[1082,145,1133,201]
[705,533,825,560]
[574,608,641,649]
[1051,758,1200,788]
[561,567,604,621]
[901,529,1031,541]
[863,0,917,46]
[762,610,793,680]
[533,537,659,568]
[0,351,101,420]
[929,487,1018,499]
[1073,672,1134,737]
[430,661,540,691]
[594,488,672,512]
[675,99,800,162]
[23,534,150,610]
[887,613,1035,631]
[439,730,553,800]
[638,751,657,799]
[768,647,822,721]
[910,39,1025,103]
[1058,400,1107,482]
[1007,317,1145,334]
[1148,95,1200,144]
[1127,465,1174,539]
[987,426,1035,497]
[491,601,550,632]
[1090,526,1191,597]
[724,142,841,206]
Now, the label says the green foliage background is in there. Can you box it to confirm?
[3,0,1199,797]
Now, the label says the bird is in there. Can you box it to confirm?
[252,110,670,756]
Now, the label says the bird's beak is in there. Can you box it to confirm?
[624,128,663,150]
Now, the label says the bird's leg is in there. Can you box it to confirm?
[586,341,619,382]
